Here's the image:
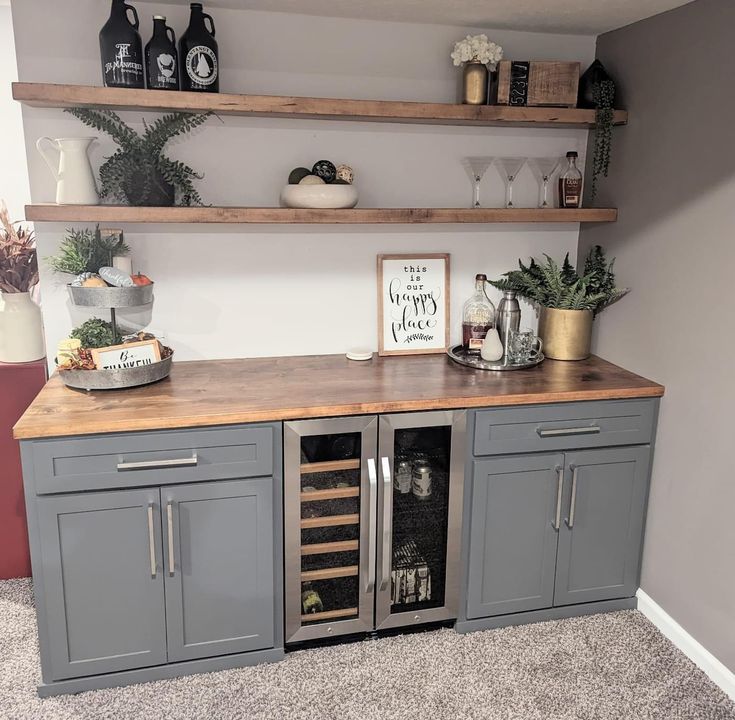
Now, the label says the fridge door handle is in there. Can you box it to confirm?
[366,458,378,593]
[379,456,392,592]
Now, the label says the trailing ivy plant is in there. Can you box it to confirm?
[490,245,628,316]
[65,107,211,206]
[591,79,616,201]
[46,225,129,275]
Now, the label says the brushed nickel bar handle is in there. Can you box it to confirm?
[166,502,175,577]
[117,454,198,471]
[379,456,392,592]
[566,465,579,529]
[147,504,156,578]
[366,458,378,593]
[537,426,601,438]
[553,465,564,531]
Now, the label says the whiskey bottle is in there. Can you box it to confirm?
[462,274,496,355]
[559,151,583,208]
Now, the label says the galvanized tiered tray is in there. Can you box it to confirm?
[447,345,544,371]
[59,355,172,391]
[67,283,154,308]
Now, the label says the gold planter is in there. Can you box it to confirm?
[462,61,488,105]
[538,307,593,361]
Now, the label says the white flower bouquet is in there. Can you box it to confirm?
[451,34,503,68]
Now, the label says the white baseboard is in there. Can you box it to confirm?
[636,589,735,701]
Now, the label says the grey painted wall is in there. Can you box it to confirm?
[579,0,735,672]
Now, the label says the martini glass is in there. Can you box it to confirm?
[528,157,562,208]
[463,157,495,208]
[496,157,527,208]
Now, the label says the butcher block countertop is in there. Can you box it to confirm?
[13,353,664,440]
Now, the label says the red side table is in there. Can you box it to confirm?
[0,359,47,579]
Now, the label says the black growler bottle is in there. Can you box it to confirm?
[145,16,179,90]
[179,3,219,93]
[99,0,144,88]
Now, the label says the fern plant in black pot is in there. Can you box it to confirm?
[66,108,211,206]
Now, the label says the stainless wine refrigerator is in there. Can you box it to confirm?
[284,411,466,643]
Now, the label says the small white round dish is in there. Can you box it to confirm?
[281,184,358,209]
[346,348,373,361]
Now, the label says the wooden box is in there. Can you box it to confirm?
[496,61,580,108]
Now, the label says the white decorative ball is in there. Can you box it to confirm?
[336,164,354,184]
[299,175,325,185]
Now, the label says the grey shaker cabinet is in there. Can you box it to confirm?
[553,446,650,606]
[37,488,168,680]
[163,478,274,662]
[466,454,563,619]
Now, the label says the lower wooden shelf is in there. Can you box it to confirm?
[301,565,359,581]
[301,513,360,529]
[24,204,617,225]
[301,607,358,622]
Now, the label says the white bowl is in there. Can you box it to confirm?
[280,184,358,209]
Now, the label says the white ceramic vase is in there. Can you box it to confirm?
[36,137,100,205]
[0,292,45,363]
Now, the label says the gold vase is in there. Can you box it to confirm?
[462,61,488,105]
[538,307,593,361]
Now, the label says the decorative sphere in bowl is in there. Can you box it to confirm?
[280,183,358,209]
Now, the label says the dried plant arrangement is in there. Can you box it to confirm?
[0,203,39,293]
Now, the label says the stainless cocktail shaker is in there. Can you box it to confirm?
[496,290,521,356]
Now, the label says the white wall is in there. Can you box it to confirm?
[0,3,30,221]
[12,0,595,362]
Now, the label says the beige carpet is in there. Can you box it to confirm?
[1,578,733,720]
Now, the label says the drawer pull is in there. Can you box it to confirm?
[537,426,601,438]
[117,454,198,471]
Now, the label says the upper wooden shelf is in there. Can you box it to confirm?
[13,83,628,129]
[24,205,617,225]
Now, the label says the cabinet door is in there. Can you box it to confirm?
[376,411,466,630]
[163,478,274,662]
[554,446,650,606]
[467,454,564,619]
[37,489,167,680]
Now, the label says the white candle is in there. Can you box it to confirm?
[112,255,133,275]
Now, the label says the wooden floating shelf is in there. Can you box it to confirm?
[301,487,360,502]
[301,540,359,556]
[301,565,359,582]
[24,205,618,225]
[13,82,628,129]
[301,513,360,529]
[302,607,357,622]
[300,459,361,475]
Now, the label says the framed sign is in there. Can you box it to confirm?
[91,339,161,370]
[377,253,450,356]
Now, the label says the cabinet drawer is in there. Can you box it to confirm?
[29,424,276,494]
[473,400,656,456]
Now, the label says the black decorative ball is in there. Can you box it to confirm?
[312,160,337,184]
[288,167,312,185]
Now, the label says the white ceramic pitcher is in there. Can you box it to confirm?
[36,137,100,205]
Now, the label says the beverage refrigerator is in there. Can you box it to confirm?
[284,411,466,643]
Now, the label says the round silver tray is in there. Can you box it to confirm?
[447,345,544,371]
[59,355,172,391]
[67,283,154,308]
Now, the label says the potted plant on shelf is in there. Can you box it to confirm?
[65,108,211,206]
[0,203,43,363]
[490,246,628,360]
[451,34,503,105]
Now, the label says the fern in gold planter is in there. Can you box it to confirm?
[65,108,211,207]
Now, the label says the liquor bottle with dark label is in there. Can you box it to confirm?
[179,3,219,93]
[145,16,179,90]
[558,151,583,208]
[99,0,144,89]
[462,273,496,355]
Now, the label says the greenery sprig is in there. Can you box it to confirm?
[65,107,210,206]
[490,245,628,316]
[46,225,129,276]
[591,79,616,201]
[70,318,121,349]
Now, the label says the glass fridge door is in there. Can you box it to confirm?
[376,411,467,630]
[284,417,378,643]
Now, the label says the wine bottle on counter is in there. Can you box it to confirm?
[145,16,179,90]
[559,151,583,208]
[462,274,496,355]
[99,0,144,89]
[179,3,219,93]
